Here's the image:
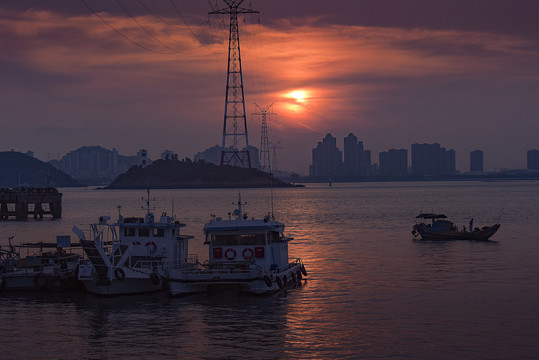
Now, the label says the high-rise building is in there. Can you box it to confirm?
[470,150,484,172]
[527,149,539,170]
[309,134,343,179]
[379,149,408,177]
[344,133,361,177]
[411,143,456,176]
[343,133,371,178]
[50,146,137,184]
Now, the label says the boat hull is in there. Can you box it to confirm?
[78,265,164,295]
[414,223,500,240]
[80,278,164,295]
[168,264,304,296]
[1,269,79,292]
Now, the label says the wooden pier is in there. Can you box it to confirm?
[0,188,62,220]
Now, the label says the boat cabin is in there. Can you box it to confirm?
[117,212,190,265]
[204,216,291,271]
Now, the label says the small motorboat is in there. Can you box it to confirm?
[167,194,307,295]
[0,236,81,292]
[72,190,193,295]
[412,213,500,240]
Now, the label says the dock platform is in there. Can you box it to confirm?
[0,188,62,220]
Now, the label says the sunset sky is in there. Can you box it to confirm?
[1,0,539,174]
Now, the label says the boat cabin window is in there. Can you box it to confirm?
[238,234,266,245]
[153,228,165,237]
[269,231,282,242]
[211,233,266,246]
[138,228,150,237]
[124,228,135,237]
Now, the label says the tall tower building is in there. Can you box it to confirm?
[412,143,456,176]
[379,149,408,177]
[344,133,360,177]
[210,1,258,168]
[470,150,484,172]
[343,133,371,178]
[309,134,343,179]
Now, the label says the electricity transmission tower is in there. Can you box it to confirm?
[210,1,258,168]
[252,103,275,173]
[270,141,283,173]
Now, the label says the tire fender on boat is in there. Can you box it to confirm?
[282,275,288,286]
[33,273,49,290]
[291,271,297,284]
[276,276,283,289]
[263,275,272,287]
[296,269,302,281]
[114,268,126,281]
[150,272,160,285]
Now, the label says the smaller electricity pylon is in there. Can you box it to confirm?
[270,140,283,173]
[252,103,275,173]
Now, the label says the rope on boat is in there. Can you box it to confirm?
[501,225,539,241]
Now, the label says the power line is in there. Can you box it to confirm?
[79,0,178,54]
[169,0,209,47]
[136,0,180,28]
[115,0,183,53]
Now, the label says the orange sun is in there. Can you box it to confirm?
[282,89,310,113]
[287,90,308,103]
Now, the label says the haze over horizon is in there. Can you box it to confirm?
[2,0,539,174]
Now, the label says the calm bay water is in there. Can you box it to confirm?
[1,181,539,359]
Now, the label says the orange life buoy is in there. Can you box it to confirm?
[224,248,236,260]
[242,248,254,260]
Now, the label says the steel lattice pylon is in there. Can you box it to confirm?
[252,103,275,173]
[210,1,258,168]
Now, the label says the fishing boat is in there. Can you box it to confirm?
[72,190,193,295]
[0,236,81,292]
[412,213,500,240]
[167,194,307,295]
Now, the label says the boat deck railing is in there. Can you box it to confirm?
[131,258,166,271]
[166,254,200,271]
[273,258,302,274]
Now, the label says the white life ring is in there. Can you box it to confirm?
[242,248,254,260]
[224,248,236,260]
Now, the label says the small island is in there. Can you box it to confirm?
[105,159,295,189]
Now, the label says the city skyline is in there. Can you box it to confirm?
[2,1,539,174]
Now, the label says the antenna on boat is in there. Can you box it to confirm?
[172,198,175,220]
[142,188,155,214]
[233,192,247,220]
[270,177,275,220]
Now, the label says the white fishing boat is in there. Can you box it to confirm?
[167,194,307,295]
[73,190,194,295]
[0,236,81,292]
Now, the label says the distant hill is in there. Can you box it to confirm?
[0,151,81,187]
[106,159,293,189]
